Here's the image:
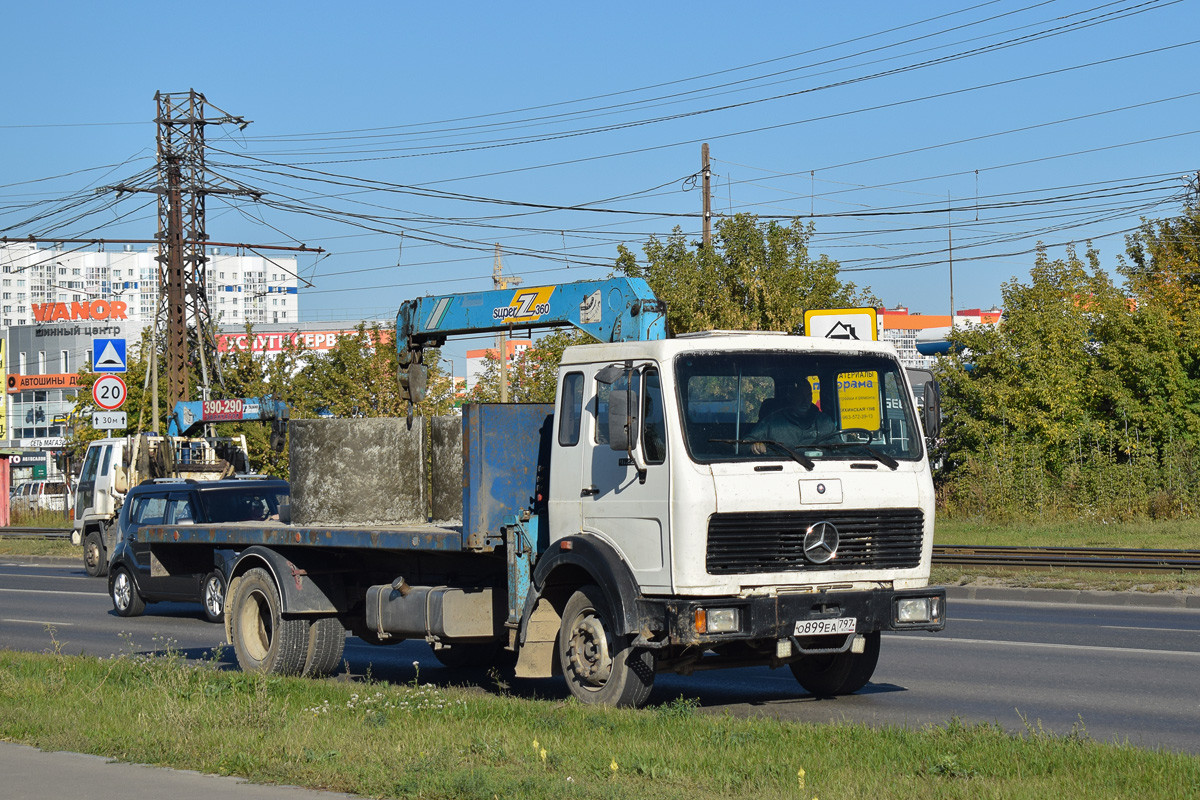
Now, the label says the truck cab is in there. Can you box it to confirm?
[527,332,942,702]
[550,332,934,593]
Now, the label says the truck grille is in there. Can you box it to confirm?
[706,509,925,574]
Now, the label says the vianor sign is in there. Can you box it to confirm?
[30,300,128,323]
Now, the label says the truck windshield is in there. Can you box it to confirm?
[675,351,923,464]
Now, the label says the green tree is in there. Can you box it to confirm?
[937,235,1200,520]
[294,323,456,419]
[468,329,595,403]
[616,213,876,334]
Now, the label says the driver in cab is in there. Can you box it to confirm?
[749,378,834,454]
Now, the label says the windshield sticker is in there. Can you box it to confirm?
[837,371,881,430]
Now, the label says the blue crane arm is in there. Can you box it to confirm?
[166,396,290,437]
[395,277,667,401]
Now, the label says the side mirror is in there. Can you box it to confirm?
[595,365,624,385]
[922,379,942,440]
[607,388,639,452]
[113,464,128,495]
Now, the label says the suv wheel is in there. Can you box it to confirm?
[202,571,226,624]
[111,567,145,617]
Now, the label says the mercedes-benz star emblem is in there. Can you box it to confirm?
[803,521,840,564]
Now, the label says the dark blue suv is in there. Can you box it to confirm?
[107,477,289,622]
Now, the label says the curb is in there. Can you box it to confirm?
[946,584,1200,609]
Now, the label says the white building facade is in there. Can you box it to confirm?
[1,244,298,452]
[0,243,298,330]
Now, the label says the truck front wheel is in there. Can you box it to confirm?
[557,584,654,708]
[790,631,881,696]
[228,567,310,676]
[83,531,107,577]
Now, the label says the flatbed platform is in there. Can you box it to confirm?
[141,521,466,552]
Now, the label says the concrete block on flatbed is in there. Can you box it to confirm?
[290,418,426,525]
[430,415,463,522]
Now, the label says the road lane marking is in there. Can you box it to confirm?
[952,619,1200,634]
[2,619,74,626]
[0,572,94,581]
[1100,625,1200,633]
[892,634,1200,658]
[0,587,105,597]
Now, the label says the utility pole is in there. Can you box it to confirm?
[18,91,323,433]
[701,143,712,249]
[154,90,260,416]
[493,243,521,403]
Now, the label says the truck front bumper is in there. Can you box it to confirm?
[651,586,946,648]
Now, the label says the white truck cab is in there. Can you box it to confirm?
[536,332,941,699]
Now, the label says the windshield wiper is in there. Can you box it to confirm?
[709,439,815,471]
[813,441,900,470]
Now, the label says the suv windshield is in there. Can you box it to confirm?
[676,350,922,464]
[199,485,288,523]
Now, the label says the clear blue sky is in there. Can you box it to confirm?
[2,1,1197,367]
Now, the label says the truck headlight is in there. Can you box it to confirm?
[895,596,941,624]
[695,607,740,634]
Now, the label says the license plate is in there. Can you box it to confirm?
[794,617,857,636]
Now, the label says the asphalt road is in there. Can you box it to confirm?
[3,558,1199,754]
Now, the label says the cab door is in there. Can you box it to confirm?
[581,365,672,594]
[74,445,105,522]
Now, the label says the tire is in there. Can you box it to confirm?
[303,617,346,678]
[83,531,107,578]
[202,572,226,624]
[430,641,504,670]
[557,584,655,708]
[227,567,310,675]
[790,632,881,697]
[111,567,145,617]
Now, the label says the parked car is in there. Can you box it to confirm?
[10,479,71,514]
[107,477,289,623]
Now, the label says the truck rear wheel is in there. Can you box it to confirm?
[303,617,346,678]
[790,632,880,696]
[83,531,107,577]
[557,584,654,708]
[228,567,310,675]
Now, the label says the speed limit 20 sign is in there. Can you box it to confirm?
[92,374,128,411]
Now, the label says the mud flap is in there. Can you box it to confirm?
[514,597,560,679]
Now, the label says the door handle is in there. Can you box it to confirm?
[580,486,599,497]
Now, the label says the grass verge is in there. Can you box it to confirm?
[932,566,1200,593]
[1,646,1198,799]
[6,508,72,528]
[0,536,74,558]
[936,518,1200,550]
